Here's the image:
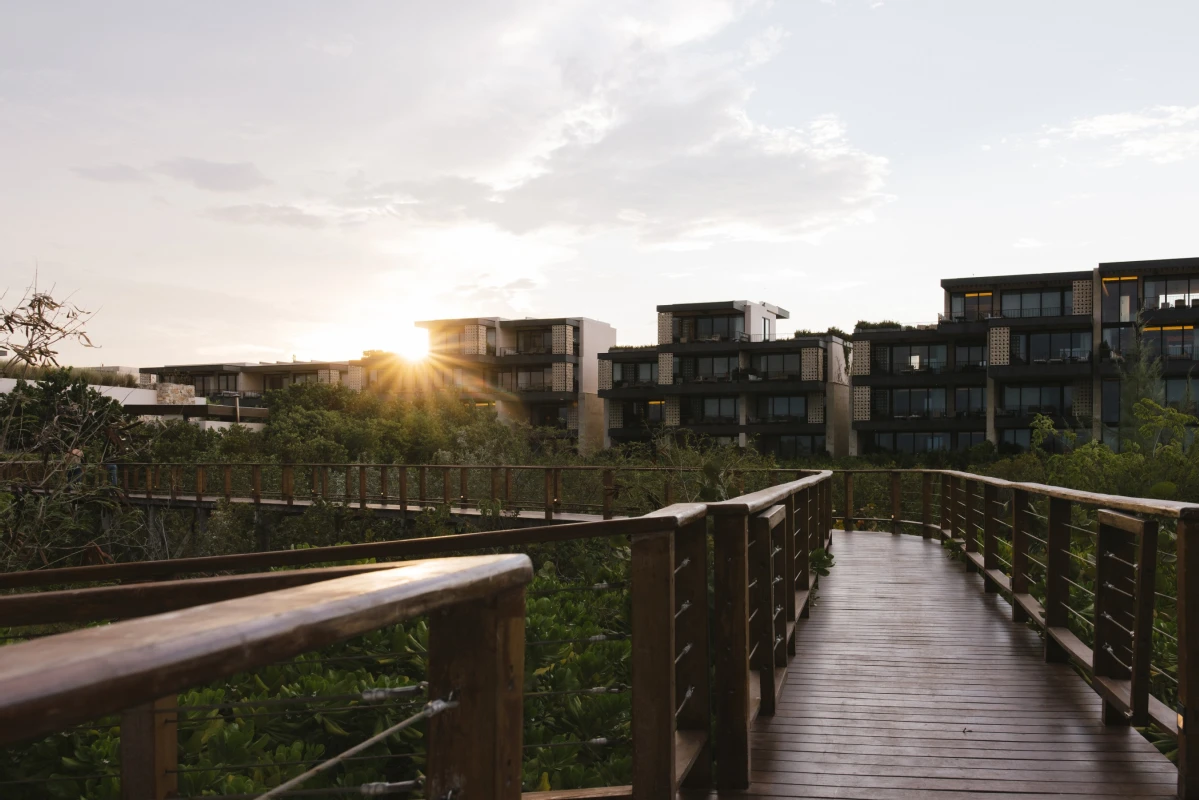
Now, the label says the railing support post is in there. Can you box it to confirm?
[712,508,751,790]
[120,695,177,800]
[1178,515,1199,799]
[921,472,932,538]
[963,480,977,572]
[940,474,951,539]
[844,472,854,532]
[1011,489,1030,623]
[982,483,998,592]
[890,471,901,535]
[1044,497,1072,663]
[602,469,615,520]
[674,516,712,790]
[631,527,677,799]
[427,586,525,800]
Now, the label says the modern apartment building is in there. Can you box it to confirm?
[139,360,351,397]
[851,256,1199,454]
[349,316,616,452]
[598,301,851,457]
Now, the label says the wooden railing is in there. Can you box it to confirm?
[0,469,837,798]
[6,460,816,520]
[830,467,1199,800]
[0,554,532,799]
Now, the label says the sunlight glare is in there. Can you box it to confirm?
[395,326,429,361]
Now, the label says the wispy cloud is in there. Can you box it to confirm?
[206,204,326,229]
[1045,104,1199,164]
[155,157,272,192]
[72,163,146,183]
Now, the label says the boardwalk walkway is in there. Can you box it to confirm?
[749,530,1178,799]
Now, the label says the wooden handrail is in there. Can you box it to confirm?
[0,553,531,800]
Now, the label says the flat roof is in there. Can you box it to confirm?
[940,270,1091,290]
[140,361,348,374]
[414,317,504,329]
[655,300,790,319]
[1098,257,1199,273]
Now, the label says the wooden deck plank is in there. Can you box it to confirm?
[751,531,1177,798]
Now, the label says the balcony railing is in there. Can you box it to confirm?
[1145,298,1199,311]
[871,410,950,421]
[747,414,806,424]
[1010,352,1092,366]
[612,379,659,389]
[874,361,948,376]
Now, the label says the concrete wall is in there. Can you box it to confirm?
[578,393,606,455]
[744,302,777,340]
[577,318,616,393]
[825,337,851,457]
[238,372,265,393]
[0,379,179,406]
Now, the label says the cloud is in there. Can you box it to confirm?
[1045,104,1199,164]
[1013,237,1047,249]
[333,12,889,248]
[72,163,146,183]
[154,157,272,191]
[309,34,357,58]
[206,204,327,229]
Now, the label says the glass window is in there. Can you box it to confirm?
[486,328,496,354]
[1102,380,1120,424]
[955,387,986,417]
[956,344,987,370]
[1101,278,1139,324]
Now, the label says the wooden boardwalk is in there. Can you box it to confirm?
[748,530,1178,799]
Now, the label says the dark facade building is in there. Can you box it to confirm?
[851,257,1199,454]
[598,301,850,457]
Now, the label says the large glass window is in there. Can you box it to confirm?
[753,395,807,423]
[949,292,992,321]
[1165,378,1199,412]
[753,353,802,379]
[684,396,739,423]
[613,361,659,387]
[531,405,568,428]
[693,315,745,342]
[955,387,986,418]
[957,432,987,451]
[872,388,947,420]
[875,344,947,374]
[496,367,552,390]
[955,343,987,371]
[868,432,949,454]
[1101,380,1121,425]
[486,328,496,355]
[695,356,738,380]
[620,399,664,426]
[1000,384,1074,416]
[1144,276,1199,311]
[217,374,238,392]
[1001,288,1074,318]
[1101,326,1135,360]
[517,329,553,354]
[1143,326,1197,361]
[1101,277,1139,323]
[1010,331,1092,364]
[760,434,826,459]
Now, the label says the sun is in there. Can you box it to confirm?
[394,326,429,361]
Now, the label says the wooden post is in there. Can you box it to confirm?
[890,471,901,535]
[490,467,500,504]
[630,527,677,799]
[749,511,775,716]
[282,465,294,506]
[554,468,563,512]
[1180,515,1199,799]
[962,480,977,572]
[120,696,177,800]
[844,472,854,532]
[1130,516,1158,728]
[940,474,950,539]
[674,517,712,790]
[1044,497,1072,663]
[398,467,408,512]
[426,587,525,800]
[1094,510,1138,725]
[603,469,615,520]
[982,483,998,592]
[796,488,811,611]
[947,476,958,539]
[783,492,797,635]
[712,509,751,790]
[664,475,675,507]
[443,466,452,507]
[195,465,205,502]
[320,465,329,499]
[252,465,262,504]
[544,468,553,521]
[921,472,932,538]
[505,467,514,504]
[1011,489,1030,623]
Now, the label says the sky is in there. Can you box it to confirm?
[2,0,1198,366]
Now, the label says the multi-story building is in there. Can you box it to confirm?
[139,360,351,397]
[851,259,1199,454]
[349,316,616,453]
[598,301,850,457]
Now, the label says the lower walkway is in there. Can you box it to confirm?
[749,531,1178,798]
